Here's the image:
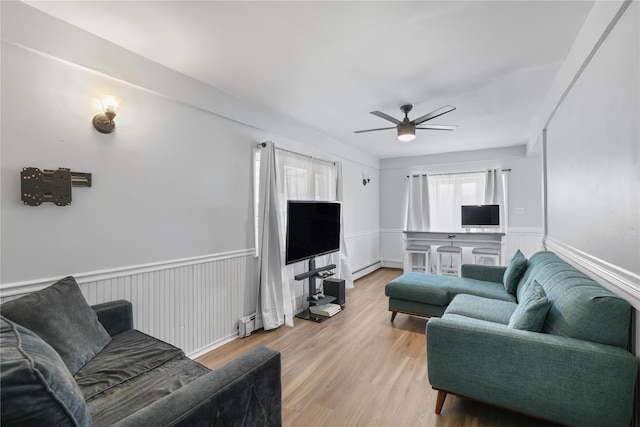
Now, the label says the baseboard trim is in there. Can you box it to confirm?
[187,333,239,360]
[544,236,640,309]
[381,260,403,270]
[0,249,255,298]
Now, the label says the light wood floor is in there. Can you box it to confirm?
[197,268,560,427]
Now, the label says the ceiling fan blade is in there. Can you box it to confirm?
[412,105,456,125]
[416,125,458,131]
[354,126,396,134]
[370,111,401,124]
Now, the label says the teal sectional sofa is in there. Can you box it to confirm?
[387,251,637,426]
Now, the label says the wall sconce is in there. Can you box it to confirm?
[362,173,371,186]
[93,96,119,134]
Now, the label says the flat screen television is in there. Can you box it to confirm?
[285,200,341,265]
[461,204,500,228]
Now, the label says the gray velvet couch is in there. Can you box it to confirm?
[0,276,282,427]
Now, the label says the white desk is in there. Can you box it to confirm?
[403,230,506,272]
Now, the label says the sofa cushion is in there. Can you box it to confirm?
[503,250,527,294]
[74,329,185,400]
[445,294,516,325]
[0,317,93,427]
[74,329,210,426]
[508,280,551,331]
[0,276,111,374]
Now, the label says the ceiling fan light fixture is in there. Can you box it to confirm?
[397,122,416,142]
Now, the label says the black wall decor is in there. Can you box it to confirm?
[21,167,92,206]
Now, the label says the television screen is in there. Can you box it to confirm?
[461,204,500,228]
[285,201,341,265]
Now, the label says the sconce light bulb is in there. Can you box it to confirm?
[93,96,119,134]
[102,96,119,118]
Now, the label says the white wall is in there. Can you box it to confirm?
[545,1,639,275]
[529,2,639,423]
[379,145,544,267]
[0,2,380,353]
[535,0,639,303]
[1,41,260,282]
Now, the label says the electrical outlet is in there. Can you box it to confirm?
[515,207,524,215]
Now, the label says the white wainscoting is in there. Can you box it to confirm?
[0,250,257,359]
[344,230,381,279]
[380,229,405,269]
[505,227,544,259]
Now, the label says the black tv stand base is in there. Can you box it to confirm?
[295,309,330,323]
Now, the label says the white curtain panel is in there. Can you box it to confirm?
[274,149,349,315]
[334,162,354,289]
[256,141,291,330]
[255,145,355,325]
[484,169,507,232]
[428,172,485,231]
[406,174,430,231]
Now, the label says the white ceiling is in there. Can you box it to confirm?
[25,1,594,159]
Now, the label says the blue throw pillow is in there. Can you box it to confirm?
[0,317,93,426]
[508,280,551,332]
[503,250,527,294]
[0,276,111,374]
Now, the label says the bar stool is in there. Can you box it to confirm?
[404,245,431,273]
[472,247,501,265]
[437,245,462,276]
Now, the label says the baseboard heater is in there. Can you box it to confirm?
[352,261,382,275]
[238,313,256,338]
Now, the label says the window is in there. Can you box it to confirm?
[428,172,486,231]
[253,147,337,252]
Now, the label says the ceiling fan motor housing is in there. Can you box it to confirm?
[397,122,416,141]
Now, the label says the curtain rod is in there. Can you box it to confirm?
[406,169,511,178]
[256,142,336,165]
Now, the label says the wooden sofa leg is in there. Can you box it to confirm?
[390,311,398,322]
[435,390,447,414]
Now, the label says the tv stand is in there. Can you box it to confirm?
[294,258,337,323]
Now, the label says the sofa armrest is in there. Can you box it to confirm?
[92,300,133,337]
[426,316,637,427]
[112,346,282,427]
[460,264,506,283]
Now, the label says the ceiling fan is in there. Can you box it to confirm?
[354,104,457,142]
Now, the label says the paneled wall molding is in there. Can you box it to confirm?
[344,229,381,280]
[380,229,405,266]
[0,249,255,299]
[507,226,544,234]
[544,236,640,309]
[345,229,380,239]
[2,250,257,359]
[505,227,544,259]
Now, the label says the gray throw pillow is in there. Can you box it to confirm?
[0,316,93,426]
[0,276,111,374]
[508,280,551,332]
[503,249,527,294]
